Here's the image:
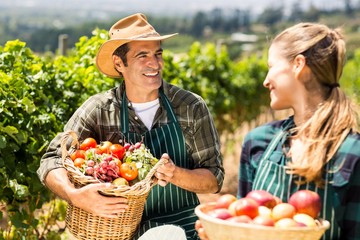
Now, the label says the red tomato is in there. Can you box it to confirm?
[70,149,86,161]
[98,141,112,154]
[80,137,97,151]
[109,144,126,160]
[120,162,138,181]
[86,147,102,156]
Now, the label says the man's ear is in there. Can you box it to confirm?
[112,55,123,72]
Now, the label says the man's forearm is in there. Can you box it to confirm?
[44,168,75,203]
[172,168,219,194]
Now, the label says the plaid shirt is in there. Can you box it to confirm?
[238,116,360,240]
[37,80,224,191]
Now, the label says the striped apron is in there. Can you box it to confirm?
[252,126,341,240]
[120,89,200,240]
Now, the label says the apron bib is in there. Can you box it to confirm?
[252,126,341,240]
[120,89,200,240]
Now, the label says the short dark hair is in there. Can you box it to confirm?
[113,43,130,67]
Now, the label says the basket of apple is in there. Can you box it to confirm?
[195,190,330,240]
[60,130,167,240]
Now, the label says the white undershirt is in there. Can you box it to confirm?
[131,98,160,130]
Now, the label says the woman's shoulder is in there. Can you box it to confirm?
[337,130,360,156]
[245,117,291,142]
[331,131,360,187]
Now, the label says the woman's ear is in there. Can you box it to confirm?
[293,54,308,79]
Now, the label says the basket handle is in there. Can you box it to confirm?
[143,157,168,184]
[60,130,81,169]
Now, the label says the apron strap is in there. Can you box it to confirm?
[261,120,294,161]
[121,92,130,134]
[252,121,294,192]
[158,88,178,123]
[261,130,287,161]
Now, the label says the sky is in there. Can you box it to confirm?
[0,0,347,17]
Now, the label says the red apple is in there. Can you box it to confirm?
[258,206,272,217]
[228,198,259,219]
[207,208,233,220]
[274,196,283,205]
[215,194,237,209]
[246,190,277,208]
[288,190,322,219]
[274,218,298,228]
[271,203,296,221]
[252,215,275,226]
[293,213,317,227]
[226,215,252,224]
[296,222,307,227]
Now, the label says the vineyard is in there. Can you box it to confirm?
[1,29,360,239]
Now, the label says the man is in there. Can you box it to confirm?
[37,13,224,239]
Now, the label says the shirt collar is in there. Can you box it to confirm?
[117,79,169,100]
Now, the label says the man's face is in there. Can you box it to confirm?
[116,40,164,98]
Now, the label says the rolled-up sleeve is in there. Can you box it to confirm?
[37,93,105,185]
[37,133,66,184]
[181,97,224,192]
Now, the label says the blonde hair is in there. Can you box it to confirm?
[273,23,358,186]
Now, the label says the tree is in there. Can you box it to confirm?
[190,11,208,37]
[257,6,284,28]
[303,4,321,22]
[345,0,354,16]
[288,3,304,22]
[209,8,224,32]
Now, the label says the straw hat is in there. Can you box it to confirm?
[96,13,178,78]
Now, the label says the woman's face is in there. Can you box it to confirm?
[263,44,298,110]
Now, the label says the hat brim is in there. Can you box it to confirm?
[96,33,178,78]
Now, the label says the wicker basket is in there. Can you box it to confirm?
[195,202,330,240]
[61,130,166,240]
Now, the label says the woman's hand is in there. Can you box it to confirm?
[195,220,209,240]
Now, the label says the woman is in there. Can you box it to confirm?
[197,23,360,240]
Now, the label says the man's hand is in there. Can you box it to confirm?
[155,153,176,187]
[69,183,128,218]
[44,168,128,218]
[153,153,219,193]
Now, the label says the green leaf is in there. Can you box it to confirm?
[20,97,36,114]
[1,125,18,136]
[9,179,30,201]
[0,135,6,149]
